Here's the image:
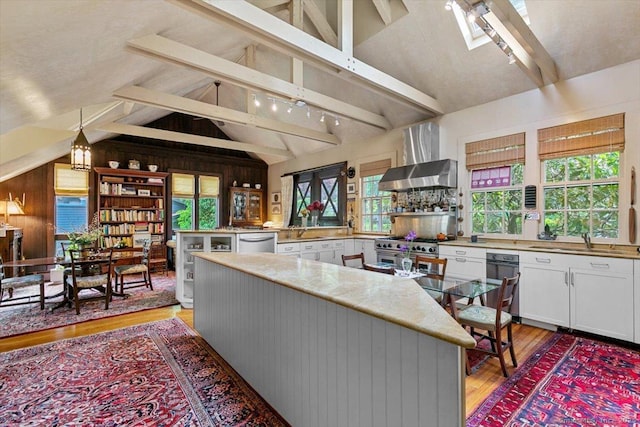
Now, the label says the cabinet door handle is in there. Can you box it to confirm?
[455,257,467,263]
[564,272,569,285]
[455,250,467,255]
[535,257,551,263]
[570,272,575,286]
[589,263,610,269]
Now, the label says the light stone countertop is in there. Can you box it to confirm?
[194,252,476,349]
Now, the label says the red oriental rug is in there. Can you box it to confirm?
[0,273,178,338]
[0,318,288,426]
[467,333,640,427]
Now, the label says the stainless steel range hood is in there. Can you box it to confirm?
[378,122,457,191]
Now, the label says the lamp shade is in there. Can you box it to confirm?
[71,128,91,172]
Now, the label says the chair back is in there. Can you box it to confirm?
[142,239,151,265]
[342,252,365,268]
[494,273,520,326]
[415,256,447,280]
[363,264,395,275]
[0,256,5,281]
[68,248,114,286]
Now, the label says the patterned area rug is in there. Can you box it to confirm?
[0,273,178,338]
[467,333,640,426]
[0,318,288,426]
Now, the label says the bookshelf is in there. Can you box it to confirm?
[95,167,168,249]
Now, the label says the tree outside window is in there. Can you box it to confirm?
[542,152,619,238]
[171,173,219,232]
[361,174,392,233]
[471,164,524,235]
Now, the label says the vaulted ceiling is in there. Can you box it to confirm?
[1,0,639,181]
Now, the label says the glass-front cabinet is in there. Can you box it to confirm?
[230,187,263,226]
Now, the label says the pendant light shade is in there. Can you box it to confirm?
[71,109,91,172]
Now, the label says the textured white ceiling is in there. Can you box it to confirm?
[1,0,639,180]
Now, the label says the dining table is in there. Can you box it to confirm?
[4,250,144,311]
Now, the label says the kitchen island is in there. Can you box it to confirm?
[193,252,474,427]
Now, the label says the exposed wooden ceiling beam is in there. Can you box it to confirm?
[127,34,391,129]
[372,0,392,25]
[112,85,341,146]
[168,0,443,115]
[484,0,557,83]
[98,122,294,159]
[302,0,338,46]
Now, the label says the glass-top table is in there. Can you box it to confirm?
[415,276,501,300]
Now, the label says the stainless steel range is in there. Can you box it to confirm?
[375,236,438,268]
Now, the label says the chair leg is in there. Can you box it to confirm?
[507,324,518,367]
[147,270,153,290]
[495,328,509,377]
[105,281,110,310]
[74,286,81,315]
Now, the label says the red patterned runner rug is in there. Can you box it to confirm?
[0,317,288,426]
[467,333,640,426]
[0,273,178,338]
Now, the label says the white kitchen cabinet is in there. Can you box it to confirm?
[519,251,634,342]
[333,239,345,265]
[519,252,571,328]
[277,242,300,257]
[299,241,318,260]
[353,238,377,264]
[635,260,640,345]
[438,245,486,281]
[317,240,336,264]
[343,238,355,257]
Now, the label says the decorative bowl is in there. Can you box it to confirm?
[128,160,140,170]
[255,184,262,189]
[148,164,158,172]
[108,161,119,169]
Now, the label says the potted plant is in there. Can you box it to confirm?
[399,230,417,272]
[66,213,103,253]
[307,200,325,227]
[300,207,309,227]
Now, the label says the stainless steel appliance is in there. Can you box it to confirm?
[236,232,277,253]
[375,236,438,268]
[486,252,520,318]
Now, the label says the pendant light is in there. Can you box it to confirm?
[70,108,91,172]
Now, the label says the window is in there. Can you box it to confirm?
[292,163,345,226]
[542,152,619,238]
[54,163,89,253]
[359,158,393,233]
[171,173,220,232]
[471,164,524,235]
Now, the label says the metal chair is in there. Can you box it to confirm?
[456,273,521,377]
[0,256,45,309]
[67,248,114,315]
[341,252,365,268]
[113,240,153,294]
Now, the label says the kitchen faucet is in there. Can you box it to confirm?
[581,232,592,250]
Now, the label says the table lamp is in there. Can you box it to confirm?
[0,198,25,226]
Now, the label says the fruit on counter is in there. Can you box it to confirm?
[437,233,447,241]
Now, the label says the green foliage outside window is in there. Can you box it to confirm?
[198,198,218,230]
[361,174,392,233]
[471,164,523,235]
[543,152,619,238]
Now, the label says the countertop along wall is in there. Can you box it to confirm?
[268,60,640,245]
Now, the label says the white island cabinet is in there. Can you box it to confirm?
[193,253,473,427]
[520,251,634,342]
[175,230,276,308]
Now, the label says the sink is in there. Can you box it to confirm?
[528,246,631,255]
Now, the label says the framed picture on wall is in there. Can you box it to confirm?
[271,204,281,215]
[347,183,356,194]
[271,192,281,204]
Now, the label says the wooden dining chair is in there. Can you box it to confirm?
[455,273,521,377]
[113,240,153,294]
[415,256,448,304]
[0,256,45,309]
[67,248,114,315]
[342,252,365,268]
[363,263,395,275]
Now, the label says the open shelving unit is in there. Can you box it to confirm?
[94,167,168,249]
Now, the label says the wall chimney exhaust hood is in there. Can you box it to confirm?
[378,122,457,191]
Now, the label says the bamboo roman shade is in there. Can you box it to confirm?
[465,133,525,170]
[360,159,391,177]
[199,176,220,197]
[54,163,88,196]
[172,173,195,197]
[538,113,625,160]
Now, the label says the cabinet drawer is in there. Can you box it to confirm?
[438,245,486,259]
[300,242,319,253]
[567,254,633,274]
[519,251,571,267]
[318,241,334,251]
[333,240,345,249]
[277,243,300,253]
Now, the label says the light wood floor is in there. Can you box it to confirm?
[0,305,553,417]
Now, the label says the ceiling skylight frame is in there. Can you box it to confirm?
[452,0,530,51]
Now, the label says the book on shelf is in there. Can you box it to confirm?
[147,178,163,184]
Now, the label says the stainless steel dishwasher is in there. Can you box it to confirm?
[236,232,277,253]
[486,252,520,318]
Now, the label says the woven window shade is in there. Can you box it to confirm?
[199,176,220,197]
[360,159,391,177]
[538,113,625,160]
[54,163,88,196]
[465,133,525,170]
[172,173,195,197]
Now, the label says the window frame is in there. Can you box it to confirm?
[170,172,221,234]
[291,163,346,226]
[360,173,393,233]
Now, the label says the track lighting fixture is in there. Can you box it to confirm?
[320,113,325,123]
[287,106,293,114]
[444,0,454,11]
[253,94,260,107]
[335,117,340,126]
[508,52,516,65]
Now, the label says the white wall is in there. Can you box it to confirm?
[269,60,640,243]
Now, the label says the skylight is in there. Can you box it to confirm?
[452,0,529,50]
